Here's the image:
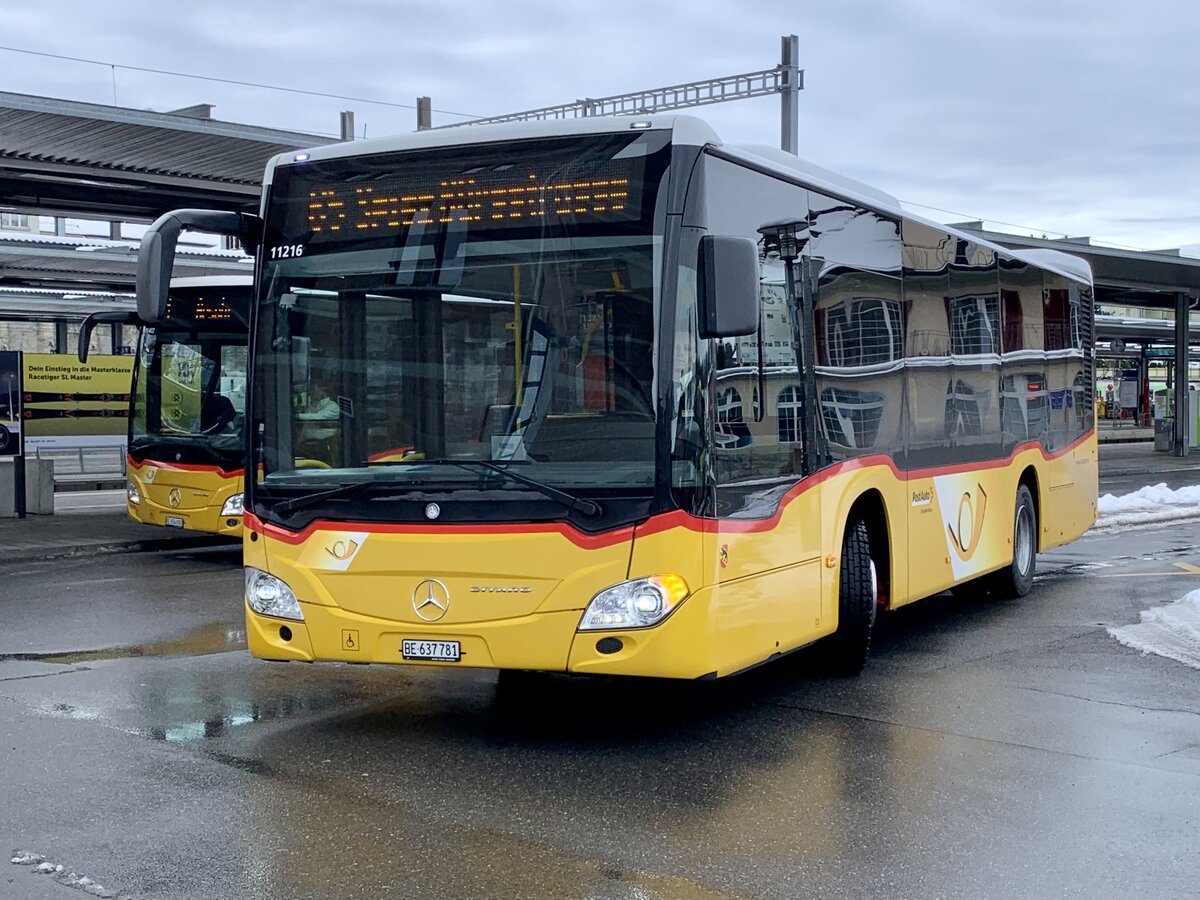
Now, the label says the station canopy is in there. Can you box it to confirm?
[0,231,251,293]
[0,91,328,219]
[953,224,1200,308]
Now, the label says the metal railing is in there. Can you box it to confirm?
[34,445,126,485]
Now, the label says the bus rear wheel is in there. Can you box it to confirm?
[987,484,1037,598]
[821,518,876,675]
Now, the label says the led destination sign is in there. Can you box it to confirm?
[161,290,250,330]
[267,133,668,255]
[307,171,632,235]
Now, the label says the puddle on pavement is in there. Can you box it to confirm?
[4,622,246,664]
[148,695,336,743]
[44,692,340,746]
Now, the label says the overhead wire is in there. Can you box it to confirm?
[0,45,480,119]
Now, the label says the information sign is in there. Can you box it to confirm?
[0,350,22,457]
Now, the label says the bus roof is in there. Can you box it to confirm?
[262,114,720,180]
[720,142,1092,286]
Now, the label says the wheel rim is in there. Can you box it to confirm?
[1015,505,1034,576]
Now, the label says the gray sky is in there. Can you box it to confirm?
[2,0,1197,253]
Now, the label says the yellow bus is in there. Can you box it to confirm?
[137,117,1097,678]
[81,277,250,536]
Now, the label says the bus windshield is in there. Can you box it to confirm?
[130,284,250,472]
[252,132,671,522]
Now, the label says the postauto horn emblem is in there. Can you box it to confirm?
[412,578,450,622]
[167,488,182,508]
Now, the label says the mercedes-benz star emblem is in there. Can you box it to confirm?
[412,578,450,622]
[424,503,441,520]
[167,488,182,508]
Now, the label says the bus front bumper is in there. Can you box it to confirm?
[128,498,243,537]
[246,586,721,679]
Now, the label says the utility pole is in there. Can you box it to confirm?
[779,34,801,155]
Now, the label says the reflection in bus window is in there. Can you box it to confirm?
[823,297,903,366]
[949,295,1000,356]
[945,378,985,438]
[777,385,803,443]
[822,387,885,450]
[716,386,751,449]
[1001,373,1048,440]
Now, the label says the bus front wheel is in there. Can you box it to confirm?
[822,518,876,676]
[987,484,1037,598]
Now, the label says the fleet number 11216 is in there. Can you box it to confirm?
[269,244,304,259]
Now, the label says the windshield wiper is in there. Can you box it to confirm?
[376,458,603,518]
[271,480,393,517]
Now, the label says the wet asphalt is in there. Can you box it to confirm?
[2,522,1199,899]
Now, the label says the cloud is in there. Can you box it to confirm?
[0,0,1196,250]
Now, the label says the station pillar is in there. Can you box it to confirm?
[1173,291,1189,456]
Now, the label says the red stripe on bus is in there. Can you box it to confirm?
[636,430,1094,539]
[128,456,244,478]
[247,429,1093,546]
[243,512,636,551]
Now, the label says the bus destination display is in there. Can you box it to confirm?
[271,138,660,255]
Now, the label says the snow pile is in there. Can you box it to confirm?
[1109,589,1200,669]
[1095,482,1200,529]
[10,850,128,899]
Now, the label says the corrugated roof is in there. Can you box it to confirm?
[0,91,332,218]
[0,285,134,318]
[0,230,250,291]
[0,91,326,185]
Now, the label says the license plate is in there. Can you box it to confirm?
[402,639,461,662]
[164,516,185,528]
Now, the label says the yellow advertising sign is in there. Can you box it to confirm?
[21,353,134,439]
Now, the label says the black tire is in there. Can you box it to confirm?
[987,484,1037,598]
[822,518,877,675]
[0,425,12,455]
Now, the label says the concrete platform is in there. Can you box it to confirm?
[1097,421,1153,443]
[0,507,235,562]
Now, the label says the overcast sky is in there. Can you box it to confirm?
[2,0,1197,254]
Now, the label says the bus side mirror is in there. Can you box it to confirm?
[698,235,759,339]
[137,209,261,322]
[78,311,139,363]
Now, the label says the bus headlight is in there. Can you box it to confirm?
[578,575,689,631]
[245,567,304,621]
[126,481,140,505]
[221,493,244,516]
